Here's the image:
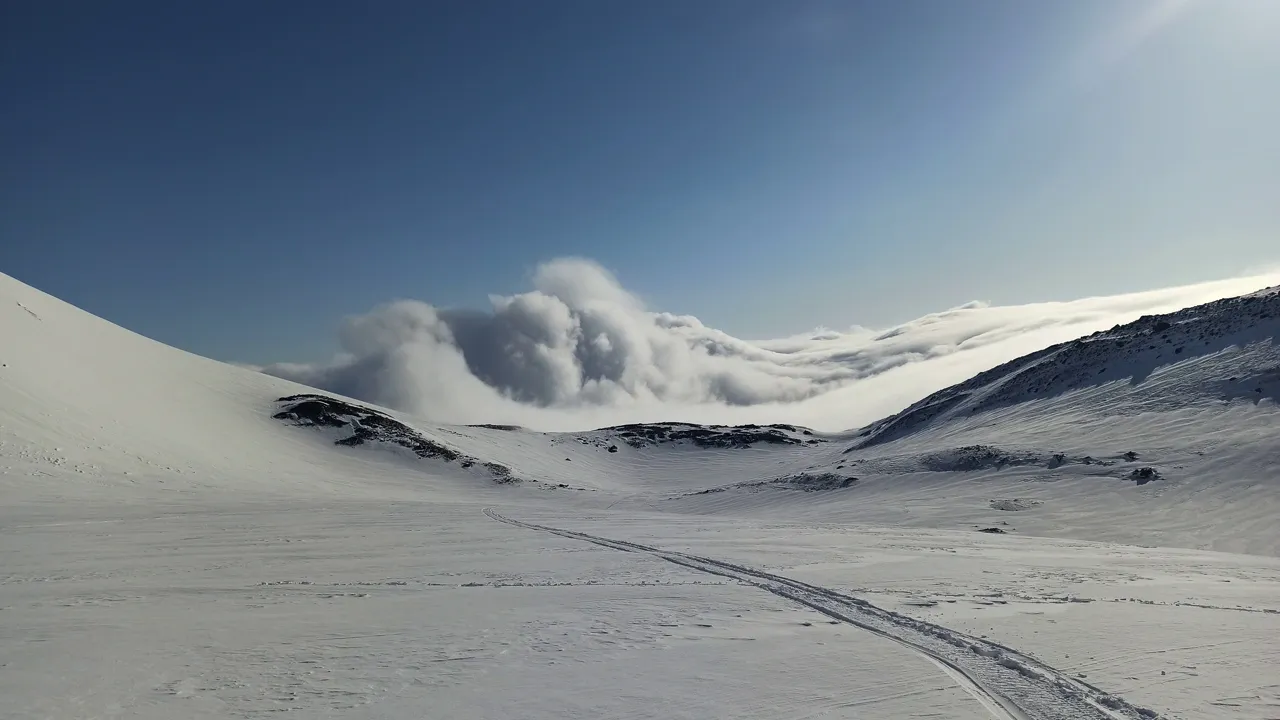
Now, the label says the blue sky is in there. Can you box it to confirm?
[4,0,1278,365]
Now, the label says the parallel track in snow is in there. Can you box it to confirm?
[484,508,1163,720]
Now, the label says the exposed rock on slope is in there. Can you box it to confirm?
[918,445,1042,472]
[586,422,819,450]
[274,394,518,482]
[686,472,858,496]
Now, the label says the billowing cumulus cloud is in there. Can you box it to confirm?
[262,258,1279,431]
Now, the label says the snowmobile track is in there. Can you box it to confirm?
[484,508,1164,720]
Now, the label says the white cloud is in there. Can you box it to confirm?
[261,258,1279,432]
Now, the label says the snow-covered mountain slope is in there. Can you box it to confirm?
[0,272,528,499]
[3,271,1278,720]
[853,285,1280,449]
[588,286,1278,556]
[10,267,1273,552]
[257,283,1280,554]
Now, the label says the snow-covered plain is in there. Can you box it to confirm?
[2,271,1277,719]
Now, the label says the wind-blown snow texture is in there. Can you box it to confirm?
[2,270,1278,720]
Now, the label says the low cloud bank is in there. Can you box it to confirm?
[262,258,1278,431]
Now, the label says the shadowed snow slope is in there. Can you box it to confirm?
[3,271,1279,720]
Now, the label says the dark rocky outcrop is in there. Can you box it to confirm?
[274,394,516,483]
[596,422,814,450]
[919,445,1042,472]
[1129,467,1160,485]
[686,472,857,496]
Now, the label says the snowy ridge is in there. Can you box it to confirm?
[852,286,1280,449]
[0,272,484,500]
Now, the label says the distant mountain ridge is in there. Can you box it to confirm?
[851,285,1280,449]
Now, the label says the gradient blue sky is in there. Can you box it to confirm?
[4,0,1278,364]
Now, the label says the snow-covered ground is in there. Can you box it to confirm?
[2,271,1277,719]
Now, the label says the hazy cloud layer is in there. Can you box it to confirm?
[262,258,1279,431]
